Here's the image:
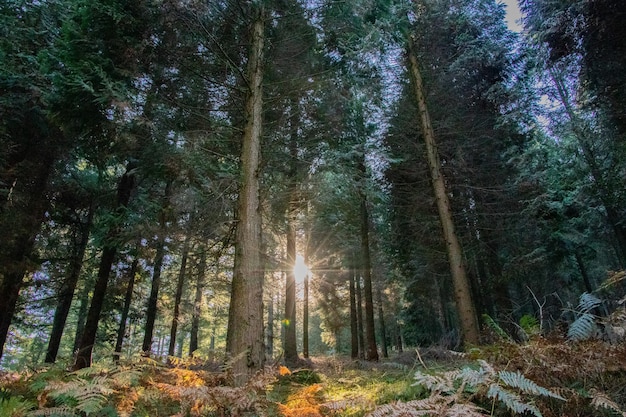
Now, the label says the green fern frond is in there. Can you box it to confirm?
[519,314,540,336]
[487,384,543,417]
[498,371,564,400]
[482,314,512,341]
[1,395,36,417]
[567,312,598,341]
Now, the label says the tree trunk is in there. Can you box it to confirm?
[45,206,93,363]
[266,287,274,360]
[550,66,626,266]
[142,209,169,354]
[74,162,136,369]
[114,250,139,362]
[225,5,266,386]
[73,279,91,354]
[302,253,309,359]
[358,158,379,361]
[189,251,207,356]
[355,273,365,359]
[407,37,480,346]
[349,271,358,359]
[284,195,298,366]
[376,286,388,359]
[169,237,190,357]
[0,150,55,361]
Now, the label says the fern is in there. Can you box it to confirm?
[589,389,626,417]
[568,312,598,341]
[483,314,512,341]
[519,314,540,336]
[577,292,601,313]
[408,360,564,417]
[487,384,543,417]
[1,395,36,417]
[498,370,564,400]
[27,406,76,417]
[412,370,458,394]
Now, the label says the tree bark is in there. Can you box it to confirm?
[0,149,55,361]
[407,37,480,346]
[74,161,136,369]
[169,236,190,357]
[142,182,171,355]
[225,5,266,386]
[45,206,93,363]
[302,252,309,359]
[114,249,139,362]
[349,270,359,359]
[358,158,379,361]
[355,273,365,359]
[376,286,388,359]
[189,251,207,356]
[73,278,91,354]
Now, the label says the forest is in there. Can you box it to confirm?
[1,0,626,416]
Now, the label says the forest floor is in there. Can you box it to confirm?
[1,338,626,416]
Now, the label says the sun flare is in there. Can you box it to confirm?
[293,254,310,284]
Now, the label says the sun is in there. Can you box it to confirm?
[293,254,310,284]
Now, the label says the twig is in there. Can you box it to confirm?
[415,348,428,369]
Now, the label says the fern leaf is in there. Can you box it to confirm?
[498,371,564,400]
[446,402,488,416]
[457,360,497,389]
[567,312,597,341]
[413,370,458,394]
[590,389,626,417]
[364,396,445,417]
[27,406,77,416]
[482,314,512,341]
[487,384,543,417]
[577,292,601,313]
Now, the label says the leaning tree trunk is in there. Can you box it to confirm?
[45,205,94,363]
[74,162,136,369]
[225,5,266,386]
[550,66,626,266]
[407,37,479,346]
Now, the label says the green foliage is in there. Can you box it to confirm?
[519,314,540,337]
[0,388,35,417]
[482,314,513,342]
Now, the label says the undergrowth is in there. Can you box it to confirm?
[1,338,625,417]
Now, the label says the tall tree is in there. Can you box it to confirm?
[225,3,266,385]
[406,35,479,345]
[75,161,136,369]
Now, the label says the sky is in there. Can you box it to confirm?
[502,0,523,32]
